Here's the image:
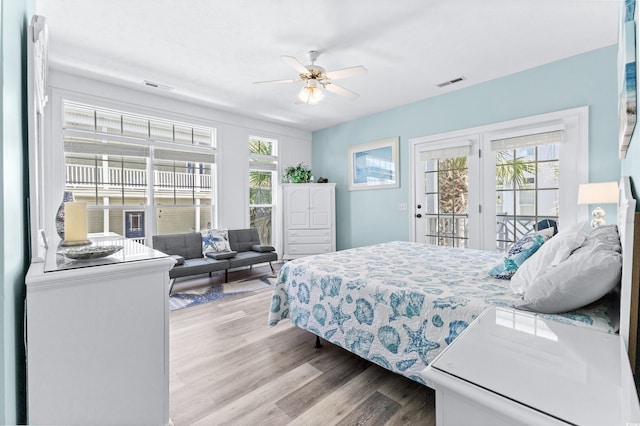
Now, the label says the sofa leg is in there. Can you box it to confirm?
[269,261,274,273]
[168,278,176,295]
[209,272,212,277]
[225,269,228,283]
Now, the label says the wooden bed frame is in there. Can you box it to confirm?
[619,176,639,371]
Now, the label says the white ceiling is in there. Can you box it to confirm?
[36,1,620,132]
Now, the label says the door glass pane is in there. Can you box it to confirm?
[495,144,559,251]
[423,156,468,247]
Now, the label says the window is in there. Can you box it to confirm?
[249,136,277,244]
[493,133,561,250]
[63,101,216,243]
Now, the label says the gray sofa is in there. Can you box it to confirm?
[152,228,277,286]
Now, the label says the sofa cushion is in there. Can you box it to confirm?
[168,257,229,278]
[152,232,203,260]
[206,251,237,260]
[228,250,278,269]
[202,228,232,254]
[228,228,261,252]
[251,244,275,252]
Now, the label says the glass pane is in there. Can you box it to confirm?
[517,190,536,216]
[537,144,559,161]
[426,194,438,214]
[156,206,200,235]
[424,170,437,192]
[425,159,438,173]
[515,168,536,190]
[250,171,273,204]
[454,217,468,239]
[515,147,535,162]
[538,189,559,217]
[96,110,121,134]
[194,128,213,147]
[249,139,273,155]
[537,161,559,189]
[250,207,273,244]
[174,125,193,144]
[426,215,439,236]
[153,159,213,204]
[66,155,148,206]
[150,120,174,142]
[495,164,510,188]
[122,115,149,137]
[64,105,95,130]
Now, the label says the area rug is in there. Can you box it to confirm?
[169,274,276,311]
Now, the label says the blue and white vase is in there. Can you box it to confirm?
[55,191,75,239]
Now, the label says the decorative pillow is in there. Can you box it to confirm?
[515,238,622,314]
[202,229,232,254]
[510,221,591,295]
[488,230,552,280]
[251,244,275,252]
[206,251,237,260]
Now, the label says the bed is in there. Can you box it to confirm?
[268,177,640,384]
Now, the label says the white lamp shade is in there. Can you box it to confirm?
[577,182,619,205]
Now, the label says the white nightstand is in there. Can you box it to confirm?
[421,307,640,426]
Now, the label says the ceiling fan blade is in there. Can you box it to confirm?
[253,78,302,85]
[324,82,359,100]
[325,65,367,80]
[281,55,309,75]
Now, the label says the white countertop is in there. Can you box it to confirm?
[43,234,168,273]
[427,307,640,426]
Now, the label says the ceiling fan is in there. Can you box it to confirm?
[254,50,367,105]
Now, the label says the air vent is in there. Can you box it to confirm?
[437,76,466,88]
[143,80,175,91]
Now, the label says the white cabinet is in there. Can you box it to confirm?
[421,307,640,426]
[283,183,335,259]
[25,238,175,425]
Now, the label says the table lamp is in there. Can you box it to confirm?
[577,182,619,228]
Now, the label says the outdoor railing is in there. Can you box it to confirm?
[65,164,211,191]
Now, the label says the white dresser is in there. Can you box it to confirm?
[25,237,175,425]
[421,307,640,426]
[283,183,336,260]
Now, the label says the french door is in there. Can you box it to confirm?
[413,137,482,249]
[410,107,588,252]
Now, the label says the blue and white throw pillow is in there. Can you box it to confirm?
[202,228,232,254]
[489,231,552,280]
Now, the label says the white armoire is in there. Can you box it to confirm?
[283,183,336,259]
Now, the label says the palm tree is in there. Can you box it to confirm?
[435,151,534,245]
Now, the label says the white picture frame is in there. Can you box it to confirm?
[348,137,400,191]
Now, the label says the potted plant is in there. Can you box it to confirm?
[283,163,312,183]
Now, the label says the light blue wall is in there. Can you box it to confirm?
[313,46,620,250]
[1,0,33,423]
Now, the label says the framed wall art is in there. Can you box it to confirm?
[348,137,399,191]
[619,0,637,159]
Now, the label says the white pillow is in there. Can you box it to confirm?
[510,221,591,295]
[515,241,622,314]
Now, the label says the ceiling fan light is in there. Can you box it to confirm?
[298,83,325,105]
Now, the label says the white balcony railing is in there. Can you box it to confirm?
[66,164,212,191]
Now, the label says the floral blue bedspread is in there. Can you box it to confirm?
[268,241,617,384]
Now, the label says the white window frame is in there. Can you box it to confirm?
[46,90,219,244]
[249,135,278,245]
[410,106,588,251]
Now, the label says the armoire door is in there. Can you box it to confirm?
[285,185,310,229]
[309,186,332,228]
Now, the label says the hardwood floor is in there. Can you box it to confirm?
[169,263,436,425]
